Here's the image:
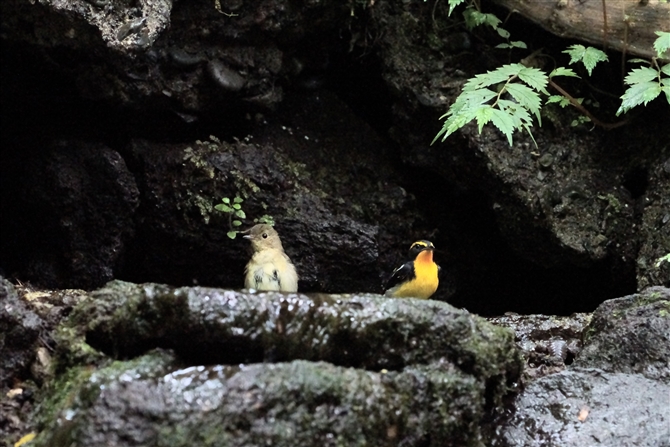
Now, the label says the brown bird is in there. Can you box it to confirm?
[243,224,298,292]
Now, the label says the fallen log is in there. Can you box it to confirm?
[491,0,670,59]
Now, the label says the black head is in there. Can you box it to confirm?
[408,240,435,258]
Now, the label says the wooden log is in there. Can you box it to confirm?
[491,0,670,59]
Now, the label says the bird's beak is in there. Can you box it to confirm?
[240,228,252,240]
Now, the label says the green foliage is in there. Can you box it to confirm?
[254,215,275,226]
[563,45,609,76]
[447,0,467,16]
[432,63,584,147]
[655,253,670,268]
[215,196,246,239]
[215,197,275,239]
[462,7,500,31]
[548,67,579,79]
[496,41,527,50]
[654,31,670,58]
[433,2,667,147]
[546,95,582,108]
[616,33,670,116]
[617,66,665,114]
[461,5,524,49]
[570,115,591,127]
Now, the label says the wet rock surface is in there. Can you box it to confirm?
[0,280,42,389]
[574,286,670,381]
[487,313,592,381]
[4,282,670,446]
[35,351,487,447]
[57,281,522,391]
[0,277,87,446]
[23,280,524,446]
[498,287,670,446]
[500,368,670,447]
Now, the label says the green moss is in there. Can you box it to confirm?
[33,365,95,447]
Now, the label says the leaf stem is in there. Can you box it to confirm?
[548,79,628,130]
[491,73,519,108]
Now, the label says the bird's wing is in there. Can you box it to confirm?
[383,261,414,293]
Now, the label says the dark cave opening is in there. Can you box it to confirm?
[398,167,637,316]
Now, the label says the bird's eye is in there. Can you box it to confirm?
[262,233,268,239]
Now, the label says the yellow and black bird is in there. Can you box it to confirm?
[243,224,299,292]
[383,240,440,299]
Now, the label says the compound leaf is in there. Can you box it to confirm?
[517,66,549,93]
[490,108,516,146]
[447,0,467,16]
[475,105,494,132]
[506,83,542,123]
[549,67,579,79]
[624,66,659,85]
[563,45,608,76]
[617,81,662,115]
[654,31,670,58]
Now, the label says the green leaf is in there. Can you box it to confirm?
[463,8,501,30]
[549,67,580,79]
[222,197,230,204]
[627,58,650,65]
[215,204,233,213]
[496,28,511,39]
[495,41,527,50]
[464,64,524,90]
[475,105,494,133]
[490,108,516,146]
[563,44,586,64]
[434,64,548,147]
[656,253,670,268]
[233,197,244,203]
[235,210,246,218]
[654,31,670,58]
[232,220,242,227]
[624,67,659,85]
[506,82,542,123]
[227,231,238,239]
[232,203,241,210]
[517,66,549,93]
[661,85,670,103]
[570,116,591,127]
[255,215,275,226]
[660,63,670,77]
[617,81,662,115]
[498,100,533,127]
[447,0,467,16]
[546,95,581,108]
[546,95,565,104]
[563,45,608,76]
[438,106,481,141]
